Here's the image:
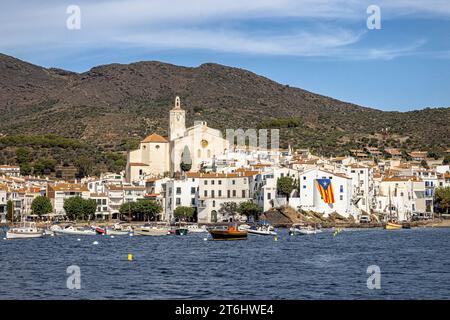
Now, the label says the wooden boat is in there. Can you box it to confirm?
[208,224,247,241]
[6,222,44,239]
[385,222,402,230]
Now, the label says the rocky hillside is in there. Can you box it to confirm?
[0,53,449,174]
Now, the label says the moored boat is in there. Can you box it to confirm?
[134,225,169,236]
[52,225,96,236]
[289,223,322,236]
[385,222,402,230]
[208,224,248,241]
[246,221,277,236]
[186,224,208,233]
[169,228,189,235]
[6,222,44,239]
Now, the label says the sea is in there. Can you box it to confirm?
[0,227,449,299]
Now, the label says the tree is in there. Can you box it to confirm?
[219,202,238,221]
[16,147,31,164]
[119,202,137,221]
[420,160,429,169]
[6,200,14,222]
[31,196,52,217]
[174,206,195,221]
[63,196,96,221]
[237,201,262,221]
[135,199,162,221]
[277,176,295,203]
[20,163,32,176]
[180,146,192,173]
[435,187,450,215]
[34,158,56,175]
[443,156,450,165]
[75,155,94,178]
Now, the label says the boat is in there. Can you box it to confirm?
[289,223,322,236]
[52,225,96,236]
[385,222,402,230]
[186,224,208,233]
[208,224,248,241]
[134,225,169,236]
[6,222,44,239]
[93,226,107,235]
[169,228,189,235]
[246,221,277,236]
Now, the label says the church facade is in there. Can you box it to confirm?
[126,97,230,182]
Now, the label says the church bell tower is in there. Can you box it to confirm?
[169,96,186,141]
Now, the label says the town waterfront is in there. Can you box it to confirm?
[1,227,449,300]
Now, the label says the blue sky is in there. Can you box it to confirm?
[1,0,449,111]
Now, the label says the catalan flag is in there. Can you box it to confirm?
[316,179,335,204]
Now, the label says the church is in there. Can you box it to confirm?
[126,97,230,182]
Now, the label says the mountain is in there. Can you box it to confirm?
[0,53,449,174]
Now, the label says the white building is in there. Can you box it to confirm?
[189,171,257,223]
[126,97,230,182]
[164,178,198,222]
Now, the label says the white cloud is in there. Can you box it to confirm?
[0,0,446,60]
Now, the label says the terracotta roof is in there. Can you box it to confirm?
[382,176,421,182]
[49,183,88,192]
[141,133,168,143]
[186,171,258,179]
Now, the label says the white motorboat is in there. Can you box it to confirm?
[52,225,96,236]
[134,226,169,236]
[289,223,322,236]
[247,225,277,236]
[186,224,208,233]
[105,228,131,236]
[6,222,44,239]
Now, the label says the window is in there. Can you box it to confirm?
[232,180,236,185]
[211,190,215,198]
[340,185,344,193]
[204,180,208,185]
[176,187,181,194]
[204,190,208,197]
[218,180,222,185]
[211,180,215,185]
[303,177,306,180]
[191,187,196,194]
[176,198,181,205]
[232,190,236,197]
[212,200,216,207]
[280,173,284,177]
[303,185,306,189]
[227,190,230,198]
[218,190,222,197]
[191,198,196,206]
[242,190,246,198]
[102,199,106,205]
[267,192,271,200]
[340,195,343,201]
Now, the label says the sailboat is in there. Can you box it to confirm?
[384,185,402,230]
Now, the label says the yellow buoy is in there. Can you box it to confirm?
[128,254,133,261]
[274,236,278,241]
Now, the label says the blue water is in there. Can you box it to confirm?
[0,227,449,299]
